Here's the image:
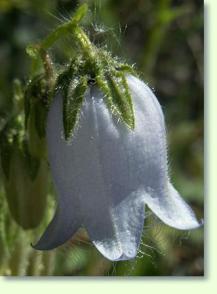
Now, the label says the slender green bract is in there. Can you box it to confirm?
[107,73,135,129]
[63,77,87,141]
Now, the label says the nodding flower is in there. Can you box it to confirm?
[33,74,202,261]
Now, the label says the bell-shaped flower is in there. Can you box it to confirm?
[33,74,202,261]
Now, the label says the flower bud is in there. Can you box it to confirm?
[0,129,48,229]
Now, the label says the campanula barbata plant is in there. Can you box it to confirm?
[2,4,202,262]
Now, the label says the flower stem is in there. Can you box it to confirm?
[26,3,88,58]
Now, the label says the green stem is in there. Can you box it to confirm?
[27,251,43,276]
[0,193,10,274]
[9,231,31,276]
[26,3,98,82]
[39,50,56,105]
[26,3,88,58]
[74,27,96,60]
[41,252,56,276]
[40,50,54,80]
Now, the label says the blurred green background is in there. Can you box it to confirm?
[0,0,203,276]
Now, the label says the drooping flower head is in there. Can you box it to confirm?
[30,4,202,261]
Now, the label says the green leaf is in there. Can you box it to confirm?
[106,72,135,129]
[63,76,87,141]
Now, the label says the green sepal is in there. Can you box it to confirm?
[106,72,135,129]
[56,63,75,94]
[116,63,138,77]
[95,74,116,112]
[63,76,87,141]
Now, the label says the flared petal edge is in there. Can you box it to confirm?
[85,193,146,261]
[32,205,80,250]
[143,182,203,230]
